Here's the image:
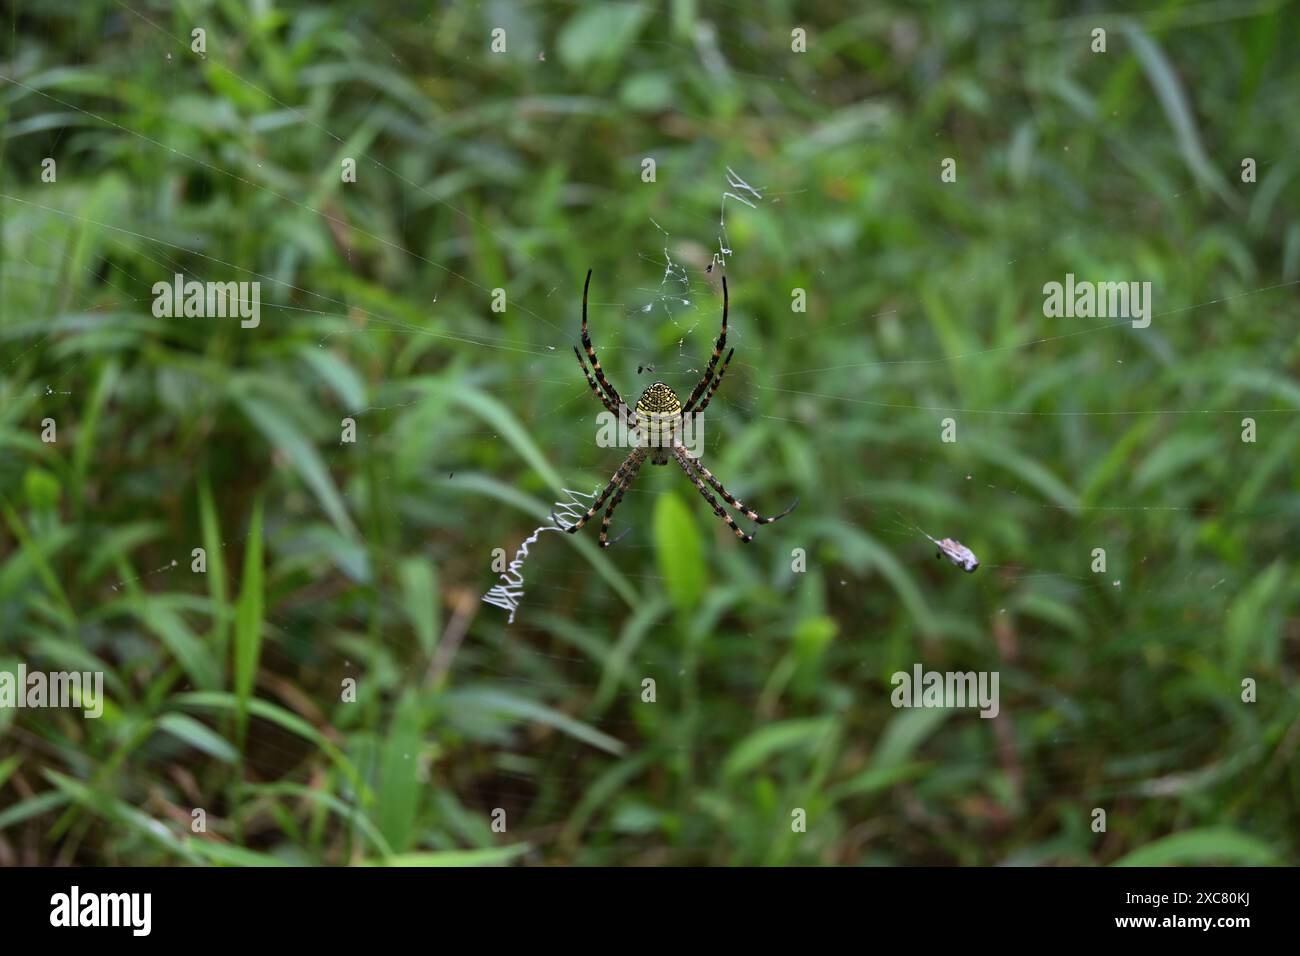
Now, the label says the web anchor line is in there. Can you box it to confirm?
[481,487,600,624]
[712,166,763,273]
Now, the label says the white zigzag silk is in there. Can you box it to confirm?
[481,487,598,624]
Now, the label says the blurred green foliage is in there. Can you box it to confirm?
[1,0,1298,865]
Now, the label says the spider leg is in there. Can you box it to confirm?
[690,347,734,416]
[682,275,728,414]
[574,345,636,427]
[580,269,626,410]
[573,345,617,414]
[599,450,645,547]
[559,449,644,535]
[688,453,799,525]
[673,446,752,542]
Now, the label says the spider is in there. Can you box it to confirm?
[563,269,798,547]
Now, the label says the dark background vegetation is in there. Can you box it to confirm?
[1,0,1298,865]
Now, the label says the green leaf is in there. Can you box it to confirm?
[360,844,531,867]
[0,790,70,830]
[807,519,937,635]
[830,762,930,801]
[23,467,61,512]
[134,600,221,690]
[234,499,265,747]
[794,615,838,659]
[968,439,1081,512]
[376,689,424,853]
[175,692,367,797]
[157,713,239,763]
[300,344,367,409]
[43,771,201,863]
[1123,22,1236,207]
[249,783,392,858]
[449,688,626,756]
[653,493,706,614]
[235,393,357,539]
[398,558,439,657]
[0,755,21,790]
[198,476,230,663]
[0,499,74,622]
[1225,562,1286,672]
[871,707,952,772]
[558,4,653,72]
[186,840,291,867]
[1132,434,1221,492]
[1112,828,1279,867]
[423,381,566,492]
[71,360,120,512]
[723,717,836,779]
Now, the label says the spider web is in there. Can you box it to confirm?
[2,1,1296,867]
[477,166,771,625]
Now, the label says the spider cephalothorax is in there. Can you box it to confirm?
[635,382,683,465]
[565,269,798,546]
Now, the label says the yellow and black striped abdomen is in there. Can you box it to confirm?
[635,382,683,463]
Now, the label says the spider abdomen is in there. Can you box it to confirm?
[635,382,683,464]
